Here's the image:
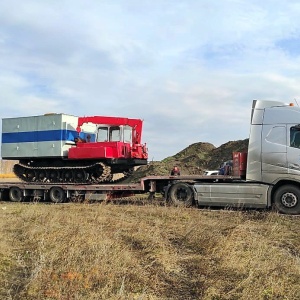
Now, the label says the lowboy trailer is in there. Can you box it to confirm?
[2,99,300,215]
[0,172,293,215]
[0,174,252,206]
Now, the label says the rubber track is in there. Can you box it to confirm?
[13,162,112,184]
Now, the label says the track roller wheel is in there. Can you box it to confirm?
[49,170,60,182]
[24,169,36,182]
[62,170,73,182]
[49,187,66,203]
[9,187,24,202]
[89,162,109,183]
[36,170,48,182]
[74,169,87,183]
[93,163,105,178]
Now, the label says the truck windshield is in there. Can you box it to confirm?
[97,126,123,142]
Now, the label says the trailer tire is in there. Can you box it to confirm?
[169,182,193,207]
[9,187,23,202]
[274,185,300,215]
[49,187,66,203]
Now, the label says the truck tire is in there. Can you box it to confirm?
[273,185,300,215]
[169,182,194,207]
[9,187,24,202]
[49,187,66,203]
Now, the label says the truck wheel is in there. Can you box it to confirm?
[169,182,194,207]
[274,185,300,215]
[49,187,66,203]
[9,187,24,202]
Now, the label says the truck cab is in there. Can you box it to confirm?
[191,100,300,214]
[247,100,300,185]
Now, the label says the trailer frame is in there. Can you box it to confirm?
[0,174,251,204]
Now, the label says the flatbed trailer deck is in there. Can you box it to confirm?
[1,174,299,215]
[0,175,242,204]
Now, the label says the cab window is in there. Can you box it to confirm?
[290,126,300,148]
[110,126,121,142]
[123,126,132,143]
[97,127,108,142]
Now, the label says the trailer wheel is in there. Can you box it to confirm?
[9,187,24,202]
[49,187,66,203]
[274,185,300,215]
[169,182,194,207]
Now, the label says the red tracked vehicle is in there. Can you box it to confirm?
[2,114,148,183]
[67,115,148,182]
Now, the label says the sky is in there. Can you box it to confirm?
[1,0,300,160]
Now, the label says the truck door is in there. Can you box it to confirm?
[261,125,287,182]
[122,125,132,158]
[287,124,300,175]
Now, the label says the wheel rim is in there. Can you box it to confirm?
[169,183,193,207]
[175,187,189,202]
[281,192,298,208]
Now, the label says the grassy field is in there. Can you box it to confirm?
[0,202,299,300]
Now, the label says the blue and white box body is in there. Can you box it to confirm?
[2,114,79,159]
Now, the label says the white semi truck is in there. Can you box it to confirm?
[1,100,300,215]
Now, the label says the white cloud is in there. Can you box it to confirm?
[1,0,300,159]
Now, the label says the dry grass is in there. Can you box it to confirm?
[0,202,299,300]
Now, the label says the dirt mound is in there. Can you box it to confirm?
[207,139,249,170]
[128,139,249,181]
